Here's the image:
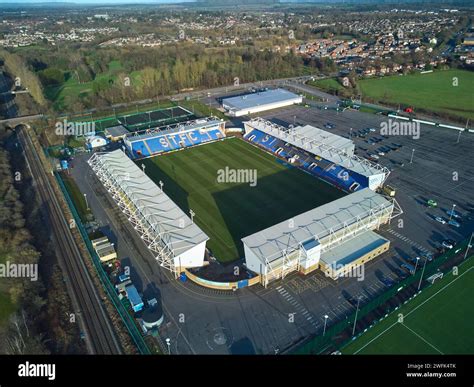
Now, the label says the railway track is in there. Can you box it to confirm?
[18,127,122,355]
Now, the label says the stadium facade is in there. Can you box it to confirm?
[222,88,303,117]
[124,117,225,159]
[88,149,209,274]
[242,188,401,286]
[243,118,389,192]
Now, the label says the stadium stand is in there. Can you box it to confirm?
[124,118,225,159]
[244,118,389,192]
[245,128,367,192]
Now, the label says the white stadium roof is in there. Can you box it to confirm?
[241,188,393,264]
[293,124,354,154]
[125,117,222,143]
[90,149,209,255]
[245,118,388,178]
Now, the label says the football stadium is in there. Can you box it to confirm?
[88,112,402,287]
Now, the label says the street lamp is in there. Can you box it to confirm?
[417,256,428,291]
[409,148,415,164]
[413,256,420,275]
[84,193,89,210]
[165,338,171,355]
[323,314,329,336]
[464,232,474,260]
[352,297,362,336]
[448,204,456,221]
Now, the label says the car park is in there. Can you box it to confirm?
[380,276,395,287]
[421,252,434,262]
[446,210,461,219]
[401,263,416,275]
[394,268,409,279]
[442,239,455,249]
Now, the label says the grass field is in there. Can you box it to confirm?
[358,69,474,121]
[141,138,344,263]
[45,60,142,111]
[342,258,474,354]
[307,78,344,94]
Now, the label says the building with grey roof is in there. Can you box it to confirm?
[222,88,303,117]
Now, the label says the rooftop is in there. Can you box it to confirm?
[90,149,209,256]
[105,125,129,138]
[320,230,389,268]
[125,117,222,143]
[294,124,354,154]
[245,118,388,178]
[241,188,393,264]
[222,88,301,111]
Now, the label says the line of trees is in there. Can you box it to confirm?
[0,131,84,354]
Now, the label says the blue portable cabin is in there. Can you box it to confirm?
[125,285,144,313]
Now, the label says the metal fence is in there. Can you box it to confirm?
[55,172,151,355]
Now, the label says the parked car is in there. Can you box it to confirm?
[369,154,380,160]
[446,210,461,219]
[420,252,434,262]
[380,276,395,287]
[442,239,455,249]
[401,263,416,275]
[448,219,461,228]
[427,199,437,208]
[435,216,446,224]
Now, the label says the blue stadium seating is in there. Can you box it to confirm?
[128,128,224,159]
[245,128,368,192]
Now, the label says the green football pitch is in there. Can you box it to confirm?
[342,258,474,354]
[141,137,344,263]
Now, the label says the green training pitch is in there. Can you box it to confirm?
[342,258,474,354]
[141,137,345,263]
[358,69,474,121]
